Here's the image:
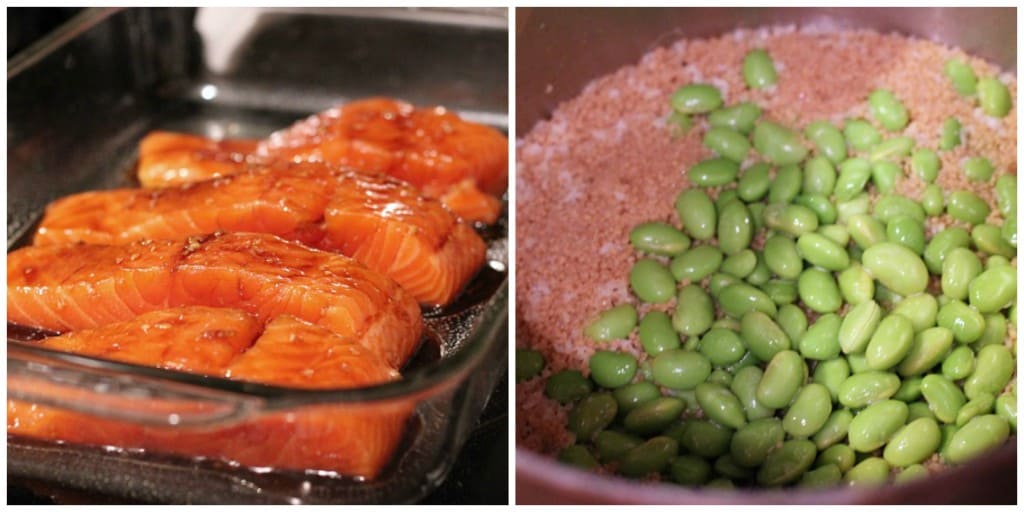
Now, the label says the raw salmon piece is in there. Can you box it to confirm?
[137,131,260,188]
[8,232,422,367]
[34,163,487,306]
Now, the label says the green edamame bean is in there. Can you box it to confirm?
[839,371,901,408]
[709,272,740,298]
[568,393,618,441]
[673,285,714,337]
[833,160,870,203]
[893,377,924,402]
[545,370,593,403]
[944,59,977,96]
[676,189,717,241]
[737,163,771,202]
[716,190,740,216]
[757,350,806,409]
[899,327,954,377]
[776,303,808,342]
[797,232,849,271]
[709,101,762,134]
[699,328,746,367]
[671,83,723,114]
[977,77,1012,117]
[940,117,963,150]
[956,393,995,427]
[813,408,853,450]
[718,201,753,255]
[945,415,1010,464]
[838,299,881,354]
[968,265,1016,313]
[731,417,786,469]
[638,311,680,356]
[681,420,734,458]
[1001,217,1016,248]
[721,283,778,318]
[757,439,817,486]
[619,436,679,477]
[814,358,851,403]
[869,89,909,131]
[870,136,914,163]
[651,348,711,391]
[884,417,941,467]
[584,304,637,341]
[798,267,842,313]
[746,252,772,286]
[911,148,941,183]
[762,279,798,305]
[696,382,747,429]
[613,381,661,414]
[805,120,847,164]
[754,122,809,166]
[837,264,875,306]
[671,246,724,282]
[964,345,1014,400]
[847,353,872,374]
[558,445,599,469]
[921,184,945,216]
[630,259,676,304]
[847,214,886,250]
[732,366,776,421]
[707,368,734,388]
[741,311,791,361]
[845,457,891,486]
[921,374,967,423]
[670,454,713,485]
[844,118,882,151]
[924,227,971,274]
[963,156,994,182]
[763,235,802,280]
[865,314,915,370]
[937,300,986,344]
[941,247,982,301]
[766,203,821,237]
[994,394,1017,429]
[947,190,991,225]
[995,174,1017,216]
[871,161,901,194]
[837,195,872,227]
[798,313,841,360]
[594,430,643,462]
[743,48,778,89]
[769,164,803,204]
[794,194,839,225]
[861,242,929,296]
[818,224,850,246]
[803,156,837,196]
[942,345,976,381]
[886,216,926,255]
[704,127,751,163]
[848,400,908,452]
[972,223,1015,258]
[784,383,833,438]
[516,349,545,382]
[624,396,686,436]
[908,400,936,422]
[589,350,637,389]
[688,157,740,187]
[875,195,926,224]
[817,444,855,473]
[800,464,842,487]
[630,221,691,256]
[973,313,1007,350]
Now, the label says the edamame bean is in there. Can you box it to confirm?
[921,374,967,423]
[818,224,850,246]
[630,221,691,256]
[762,279,798,305]
[650,348,711,391]
[696,382,747,429]
[558,445,599,469]
[817,444,855,473]
[704,126,751,163]
[968,265,1016,314]
[613,381,661,413]
[941,345,976,381]
[709,101,762,134]
[746,254,773,286]
[670,454,713,485]
[838,264,875,306]
[838,299,881,354]
[861,242,929,296]
[921,184,945,216]
[589,350,638,389]
[947,190,991,225]
[798,267,842,313]
[963,156,994,182]
[839,371,901,408]
[757,350,806,409]
[944,59,977,96]
[886,216,926,255]
[741,311,791,361]
[775,303,807,342]
[871,161,901,194]
[869,89,909,131]
[936,300,986,343]
[844,118,882,151]
[718,201,753,255]
[671,83,723,114]
[784,383,833,438]
[884,417,941,467]
[977,77,1012,117]
[848,399,908,452]
[941,247,982,301]
[676,189,717,240]
[802,156,837,196]
[699,328,746,367]
[911,148,941,183]
[630,259,676,303]
[516,349,545,382]
[805,120,847,164]
[754,121,809,166]
[875,195,926,224]
[800,464,842,487]
[899,327,954,377]
[944,415,1010,464]
[813,408,853,450]
[709,272,740,297]
[799,313,842,360]
[594,430,643,462]
[940,117,963,150]
[865,314,915,370]
[732,366,777,421]
[721,283,778,318]
[924,227,971,274]
[618,436,679,477]
[956,393,995,427]
[757,439,817,486]
[689,157,740,187]
[846,458,892,486]
[673,285,715,337]
[624,397,686,435]
[973,313,1007,350]
[893,376,924,402]
[730,417,785,468]
[847,214,887,250]
[638,311,680,356]
[737,163,771,202]
[908,401,936,422]
[1001,217,1016,248]
[568,393,618,441]
[870,136,914,162]
[743,48,778,89]
[814,358,851,403]
[763,234,803,279]
[794,194,839,225]
[964,345,1014,400]
[994,394,1017,430]
[769,164,803,204]
[797,232,849,270]
[584,304,638,341]
[681,420,735,458]
[972,223,1015,258]
[995,174,1017,215]
[546,370,593,403]
[847,353,872,374]
[835,158,873,201]
[670,245,723,282]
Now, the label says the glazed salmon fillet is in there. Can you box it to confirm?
[136,98,508,223]
[34,163,486,306]
[8,311,409,478]
[7,232,422,368]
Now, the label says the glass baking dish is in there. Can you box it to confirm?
[7,7,508,504]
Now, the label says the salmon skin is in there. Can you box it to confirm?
[34,163,486,306]
[136,97,508,224]
[8,310,409,478]
[8,232,422,368]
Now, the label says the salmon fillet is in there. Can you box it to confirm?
[136,97,509,223]
[8,311,410,478]
[34,163,486,306]
[8,232,422,368]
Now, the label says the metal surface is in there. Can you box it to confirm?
[7,7,508,504]
[515,7,1016,504]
